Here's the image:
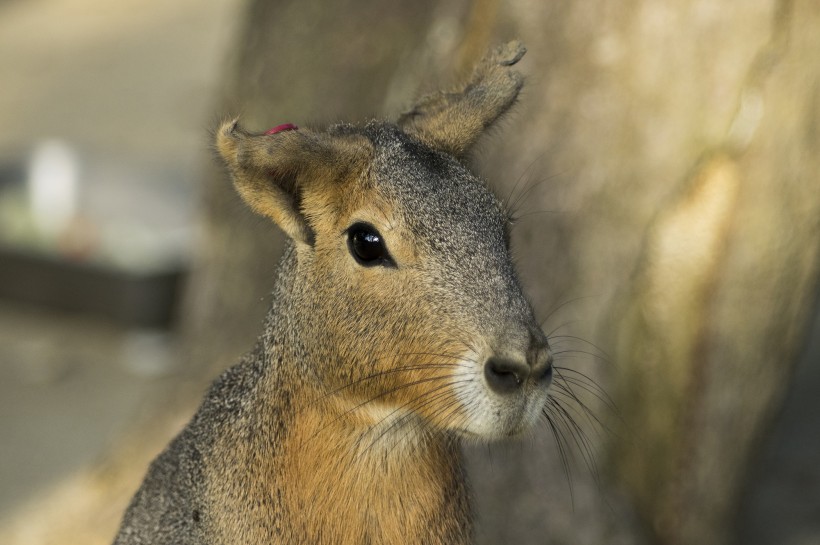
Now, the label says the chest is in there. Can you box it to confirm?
[278,436,472,544]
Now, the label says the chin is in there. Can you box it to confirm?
[451,400,545,442]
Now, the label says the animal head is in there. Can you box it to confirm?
[216,41,552,439]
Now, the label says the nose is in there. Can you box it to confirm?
[484,357,530,393]
[483,334,552,395]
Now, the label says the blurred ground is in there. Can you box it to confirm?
[0,303,173,517]
[0,0,241,523]
[0,0,818,542]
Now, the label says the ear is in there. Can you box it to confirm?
[216,120,358,245]
[398,41,526,158]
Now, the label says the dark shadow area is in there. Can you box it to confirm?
[738,299,820,545]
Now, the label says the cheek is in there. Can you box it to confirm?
[310,261,401,355]
[311,243,462,379]
[324,286,449,385]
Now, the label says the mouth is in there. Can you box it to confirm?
[449,403,534,440]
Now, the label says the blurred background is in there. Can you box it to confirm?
[0,0,241,523]
[0,1,818,545]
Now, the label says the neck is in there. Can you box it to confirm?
[277,397,468,544]
[244,244,471,544]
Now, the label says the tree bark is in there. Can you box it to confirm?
[466,1,820,544]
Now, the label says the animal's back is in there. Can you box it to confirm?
[114,349,270,545]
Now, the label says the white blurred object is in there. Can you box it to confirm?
[121,329,176,378]
[27,139,79,239]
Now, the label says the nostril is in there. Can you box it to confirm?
[531,361,553,385]
[484,358,529,394]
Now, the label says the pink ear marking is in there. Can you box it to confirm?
[265,123,298,135]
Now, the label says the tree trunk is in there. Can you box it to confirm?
[3,1,818,544]
[464,1,820,544]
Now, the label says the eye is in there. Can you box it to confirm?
[346,222,394,267]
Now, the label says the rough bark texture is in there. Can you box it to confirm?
[3,1,819,544]
[471,2,820,544]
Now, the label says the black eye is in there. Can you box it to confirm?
[347,222,394,267]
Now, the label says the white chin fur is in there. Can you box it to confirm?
[451,356,550,440]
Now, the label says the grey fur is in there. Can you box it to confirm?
[114,42,551,545]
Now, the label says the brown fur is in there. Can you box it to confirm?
[113,41,551,545]
[398,41,526,158]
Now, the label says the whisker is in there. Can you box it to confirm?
[547,320,578,338]
[552,378,619,421]
[508,171,566,221]
[350,384,460,459]
[422,384,472,436]
[552,369,619,414]
[550,387,615,443]
[509,209,566,222]
[552,366,598,423]
[538,295,599,329]
[549,335,612,361]
[312,347,476,402]
[502,152,545,218]
[390,372,476,451]
[303,372,467,447]
[401,393,464,446]
[356,378,473,457]
[549,398,600,484]
[311,362,462,404]
[551,348,611,366]
[541,407,575,505]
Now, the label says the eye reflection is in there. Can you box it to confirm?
[346,222,394,267]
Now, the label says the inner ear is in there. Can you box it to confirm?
[398,41,526,159]
[216,121,370,246]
